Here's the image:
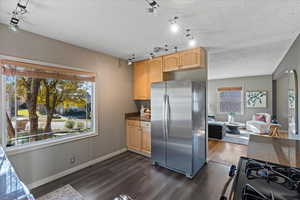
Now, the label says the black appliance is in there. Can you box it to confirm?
[220,157,300,200]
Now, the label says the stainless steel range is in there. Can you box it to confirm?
[221,157,300,200]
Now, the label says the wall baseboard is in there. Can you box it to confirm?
[27,148,127,189]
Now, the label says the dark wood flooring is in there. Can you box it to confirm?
[32,141,248,200]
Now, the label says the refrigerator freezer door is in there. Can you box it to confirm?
[166,81,193,174]
[151,82,167,165]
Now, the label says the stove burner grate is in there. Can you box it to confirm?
[245,160,300,192]
[242,184,275,200]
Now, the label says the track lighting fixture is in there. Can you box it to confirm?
[128,59,132,66]
[145,0,159,13]
[174,46,178,53]
[169,16,179,33]
[185,29,192,38]
[188,37,196,47]
[8,0,30,31]
[185,29,196,47]
[128,54,135,65]
[9,17,19,31]
[149,53,155,59]
[164,44,169,52]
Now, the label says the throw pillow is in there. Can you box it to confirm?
[255,114,266,122]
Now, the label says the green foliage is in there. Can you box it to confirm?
[77,121,85,129]
[65,120,75,129]
[38,80,88,109]
[17,109,29,117]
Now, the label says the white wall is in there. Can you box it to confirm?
[0,23,137,185]
[208,75,273,123]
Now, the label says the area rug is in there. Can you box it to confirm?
[222,129,251,145]
[38,184,84,200]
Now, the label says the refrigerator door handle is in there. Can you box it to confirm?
[165,95,170,140]
[163,94,167,139]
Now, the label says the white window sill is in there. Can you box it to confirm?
[5,132,98,156]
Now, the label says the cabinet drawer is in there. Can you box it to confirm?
[127,120,140,127]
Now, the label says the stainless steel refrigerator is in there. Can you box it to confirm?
[151,80,207,178]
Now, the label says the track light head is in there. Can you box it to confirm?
[128,54,135,65]
[188,37,196,47]
[128,59,132,66]
[17,3,28,14]
[164,44,169,52]
[174,46,178,53]
[147,0,159,13]
[149,53,155,59]
[169,16,179,33]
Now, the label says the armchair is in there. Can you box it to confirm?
[246,113,271,133]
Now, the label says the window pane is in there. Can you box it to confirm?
[5,76,17,146]
[4,75,95,147]
[219,90,242,113]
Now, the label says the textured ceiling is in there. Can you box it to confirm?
[0,0,299,79]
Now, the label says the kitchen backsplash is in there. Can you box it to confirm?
[135,100,151,111]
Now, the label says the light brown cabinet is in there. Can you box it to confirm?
[163,53,180,72]
[133,60,149,100]
[127,125,142,151]
[162,47,207,72]
[148,57,163,83]
[179,48,206,69]
[141,122,151,154]
[126,120,151,156]
[132,48,207,100]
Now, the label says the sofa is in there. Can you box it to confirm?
[246,113,271,134]
[208,116,225,139]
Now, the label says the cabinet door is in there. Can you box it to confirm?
[149,57,163,83]
[133,61,149,100]
[179,48,207,69]
[163,53,180,72]
[141,126,151,153]
[127,125,142,151]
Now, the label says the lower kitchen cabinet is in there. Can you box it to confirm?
[141,122,151,154]
[126,120,151,157]
[127,125,142,152]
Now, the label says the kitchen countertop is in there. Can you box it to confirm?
[125,112,151,122]
[248,134,300,168]
[0,147,34,199]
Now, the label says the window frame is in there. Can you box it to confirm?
[217,87,244,115]
[0,56,98,155]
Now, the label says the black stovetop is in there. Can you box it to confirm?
[232,157,300,200]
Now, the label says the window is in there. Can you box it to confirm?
[1,59,96,148]
[217,87,243,114]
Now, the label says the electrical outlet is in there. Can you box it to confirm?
[70,156,76,164]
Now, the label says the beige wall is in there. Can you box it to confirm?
[276,74,289,130]
[0,23,137,185]
[273,34,300,139]
[208,75,273,123]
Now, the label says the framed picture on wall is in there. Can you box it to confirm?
[246,91,267,108]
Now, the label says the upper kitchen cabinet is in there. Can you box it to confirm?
[179,48,207,69]
[133,60,149,100]
[148,57,163,83]
[163,53,180,72]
